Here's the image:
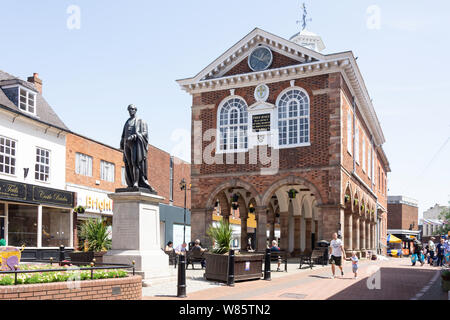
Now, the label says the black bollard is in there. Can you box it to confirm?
[227,249,235,287]
[264,248,271,280]
[177,254,187,298]
[59,245,65,264]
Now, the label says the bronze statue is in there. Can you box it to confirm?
[119,104,156,193]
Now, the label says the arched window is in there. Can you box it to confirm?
[218,97,248,151]
[277,88,310,147]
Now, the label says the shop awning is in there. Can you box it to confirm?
[387,234,402,243]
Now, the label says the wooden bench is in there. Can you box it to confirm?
[164,250,178,268]
[299,248,327,269]
[186,247,206,270]
[269,250,288,272]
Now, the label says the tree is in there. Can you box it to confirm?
[434,207,450,236]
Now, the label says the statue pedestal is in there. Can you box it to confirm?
[103,191,174,286]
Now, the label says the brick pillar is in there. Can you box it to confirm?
[255,206,268,252]
[305,218,312,251]
[269,221,275,243]
[366,221,371,250]
[372,222,376,250]
[353,214,360,251]
[279,211,288,250]
[191,208,213,248]
[344,213,353,253]
[360,219,366,251]
[319,206,342,242]
[240,213,248,251]
[294,216,301,252]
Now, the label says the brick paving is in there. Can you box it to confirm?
[143,257,448,300]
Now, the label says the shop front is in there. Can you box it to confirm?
[0,178,75,261]
[66,185,113,225]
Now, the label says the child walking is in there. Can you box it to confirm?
[351,251,359,279]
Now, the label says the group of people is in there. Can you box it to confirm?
[411,236,449,267]
[164,239,208,268]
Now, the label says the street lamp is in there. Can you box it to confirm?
[179,178,190,245]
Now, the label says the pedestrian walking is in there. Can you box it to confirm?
[411,239,424,266]
[428,238,436,265]
[329,232,346,278]
[436,238,446,267]
[350,251,359,279]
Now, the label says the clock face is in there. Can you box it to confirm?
[248,46,273,72]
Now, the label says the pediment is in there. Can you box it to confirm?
[188,28,325,83]
[248,101,275,111]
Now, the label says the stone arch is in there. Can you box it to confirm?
[261,175,324,207]
[206,178,261,209]
[344,182,354,213]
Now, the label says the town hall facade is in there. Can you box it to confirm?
[177,28,390,257]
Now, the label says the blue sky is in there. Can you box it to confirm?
[1,1,449,217]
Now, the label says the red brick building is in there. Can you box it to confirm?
[387,196,419,247]
[177,28,390,256]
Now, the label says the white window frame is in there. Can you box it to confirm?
[347,110,352,154]
[368,146,372,179]
[100,160,115,182]
[121,166,126,186]
[355,123,360,165]
[216,96,249,154]
[2,85,37,115]
[276,86,311,149]
[362,136,366,172]
[35,147,50,183]
[75,152,93,177]
[0,136,17,176]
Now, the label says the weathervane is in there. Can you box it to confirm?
[296,2,312,31]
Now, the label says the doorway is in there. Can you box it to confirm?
[0,216,5,241]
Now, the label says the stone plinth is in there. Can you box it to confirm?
[103,191,173,286]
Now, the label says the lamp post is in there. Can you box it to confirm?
[179,178,189,244]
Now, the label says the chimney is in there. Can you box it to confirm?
[27,73,42,94]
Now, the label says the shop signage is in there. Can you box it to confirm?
[0,178,74,208]
[0,179,26,201]
[32,186,73,207]
[252,113,271,132]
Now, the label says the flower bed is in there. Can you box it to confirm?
[0,264,128,286]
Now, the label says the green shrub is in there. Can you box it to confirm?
[207,220,233,254]
[78,218,111,252]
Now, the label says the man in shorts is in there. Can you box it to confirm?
[329,232,346,278]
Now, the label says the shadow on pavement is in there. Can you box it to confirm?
[327,267,437,300]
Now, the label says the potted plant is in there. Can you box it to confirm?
[441,269,450,292]
[73,206,86,214]
[287,189,298,199]
[248,203,255,214]
[344,194,350,203]
[204,220,263,282]
[69,218,111,265]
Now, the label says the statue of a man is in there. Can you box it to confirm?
[120,104,156,193]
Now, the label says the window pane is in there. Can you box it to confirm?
[8,204,38,247]
[41,207,71,247]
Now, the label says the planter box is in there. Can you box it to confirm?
[0,275,142,300]
[68,251,107,265]
[204,252,263,282]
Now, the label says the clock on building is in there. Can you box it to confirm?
[248,45,273,72]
